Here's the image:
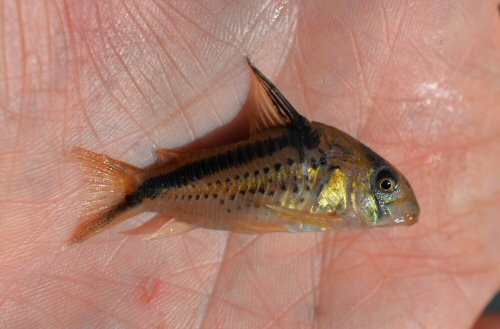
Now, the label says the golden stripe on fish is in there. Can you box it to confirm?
[69,57,419,244]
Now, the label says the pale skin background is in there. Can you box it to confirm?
[1,0,500,328]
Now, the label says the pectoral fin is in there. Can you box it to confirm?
[264,205,341,231]
[230,218,289,234]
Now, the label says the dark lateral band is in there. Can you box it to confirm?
[131,127,320,203]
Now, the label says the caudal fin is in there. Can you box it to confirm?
[70,147,144,244]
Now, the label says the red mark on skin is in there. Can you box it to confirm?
[140,276,161,304]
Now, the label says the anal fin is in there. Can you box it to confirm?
[122,214,173,236]
[144,218,196,240]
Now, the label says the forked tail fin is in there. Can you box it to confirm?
[70,147,145,244]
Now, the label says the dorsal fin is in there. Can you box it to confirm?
[246,57,310,134]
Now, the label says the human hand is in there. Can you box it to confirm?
[1,1,499,328]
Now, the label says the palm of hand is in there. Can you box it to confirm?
[1,1,499,328]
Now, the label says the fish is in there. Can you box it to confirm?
[70,57,419,244]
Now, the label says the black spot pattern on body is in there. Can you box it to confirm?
[274,163,282,171]
[130,127,320,205]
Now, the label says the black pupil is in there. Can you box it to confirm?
[381,179,392,190]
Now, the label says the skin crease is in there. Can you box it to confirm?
[0,0,500,328]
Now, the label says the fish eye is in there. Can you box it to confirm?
[376,169,397,192]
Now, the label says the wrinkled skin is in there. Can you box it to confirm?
[1,1,500,328]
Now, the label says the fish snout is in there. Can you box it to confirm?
[393,200,420,226]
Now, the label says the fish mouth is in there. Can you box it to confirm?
[390,197,420,226]
[393,213,418,226]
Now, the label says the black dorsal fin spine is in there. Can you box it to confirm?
[246,56,309,128]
